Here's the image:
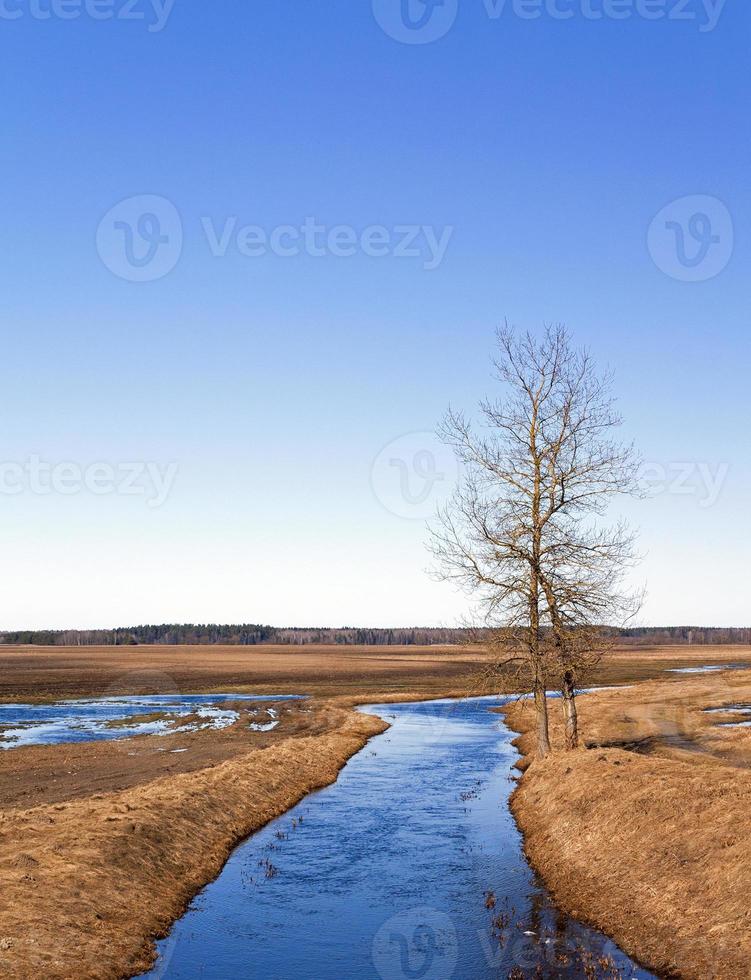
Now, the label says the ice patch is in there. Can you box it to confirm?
[249,707,280,732]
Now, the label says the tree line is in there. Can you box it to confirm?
[0,625,469,646]
[0,624,749,647]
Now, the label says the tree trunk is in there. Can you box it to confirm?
[529,476,549,759]
[533,671,551,759]
[539,576,578,752]
[562,669,579,750]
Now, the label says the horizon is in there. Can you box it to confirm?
[2,621,750,635]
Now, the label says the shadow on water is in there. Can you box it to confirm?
[142,696,656,980]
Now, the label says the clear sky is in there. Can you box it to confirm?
[1,0,748,629]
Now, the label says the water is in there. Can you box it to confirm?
[143,696,654,979]
[667,664,748,675]
[704,704,751,728]
[0,694,303,749]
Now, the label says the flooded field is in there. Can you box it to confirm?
[142,697,653,979]
[0,694,302,748]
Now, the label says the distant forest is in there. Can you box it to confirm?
[0,624,750,646]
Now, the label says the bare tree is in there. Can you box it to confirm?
[430,324,640,758]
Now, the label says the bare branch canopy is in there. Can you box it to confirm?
[430,324,642,756]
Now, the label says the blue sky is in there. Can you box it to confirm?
[1,0,748,628]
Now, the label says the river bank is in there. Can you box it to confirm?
[0,704,386,979]
[505,669,751,979]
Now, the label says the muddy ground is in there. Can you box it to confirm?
[0,698,340,809]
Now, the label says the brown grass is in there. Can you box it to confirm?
[506,660,751,979]
[0,704,386,979]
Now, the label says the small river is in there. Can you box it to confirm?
[142,696,655,979]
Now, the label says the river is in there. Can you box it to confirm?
[142,695,655,979]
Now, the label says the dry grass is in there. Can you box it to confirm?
[0,699,346,810]
[506,664,751,979]
[0,705,386,979]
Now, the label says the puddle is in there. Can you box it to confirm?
[703,704,751,728]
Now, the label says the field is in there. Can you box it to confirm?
[0,642,488,702]
[2,643,751,978]
[4,640,751,702]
